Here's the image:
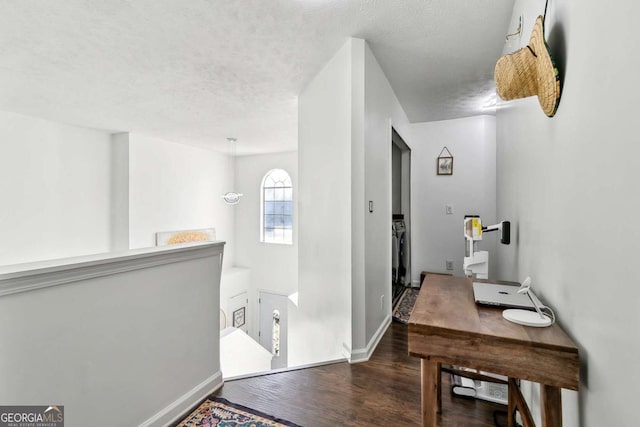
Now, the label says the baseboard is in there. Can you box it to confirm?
[138,371,223,427]
[348,314,392,364]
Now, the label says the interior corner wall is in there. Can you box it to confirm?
[0,110,112,266]
[495,1,639,426]
[296,38,353,366]
[409,116,497,280]
[362,43,414,347]
[350,38,367,355]
[128,133,235,267]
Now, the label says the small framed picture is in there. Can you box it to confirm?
[437,157,453,175]
[437,147,454,175]
[233,307,246,328]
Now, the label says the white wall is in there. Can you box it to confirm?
[495,1,640,425]
[295,38,353,366]
[128,133,235,267]
[0,110,112,266]
[219,267,250,334]
[234,151,298,340]
[351,38,367,358]
[110,132,130,251]
[362,43,415,348]
[235,151,298,296]
[0,243,224,427]
[296,38,418,364]
[410,116,497,280]
[0,114,234,269]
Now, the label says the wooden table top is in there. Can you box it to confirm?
[408,274,580,390]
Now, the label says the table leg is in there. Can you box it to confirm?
[436,361,441,414]
[541,385,562,427]
[507,378,517,427]
[421,358,440,427]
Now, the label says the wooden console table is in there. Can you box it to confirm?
[408,275,579,427]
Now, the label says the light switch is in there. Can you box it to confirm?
[445,204,453,215]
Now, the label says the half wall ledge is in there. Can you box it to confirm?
[0,241,225,297]
[0,240,225,427]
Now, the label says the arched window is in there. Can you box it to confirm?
[261,169,293,244]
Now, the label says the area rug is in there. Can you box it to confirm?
[176,397,302,427]
[392,287,420,324]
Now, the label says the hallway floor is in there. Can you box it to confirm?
[212,322,506,426]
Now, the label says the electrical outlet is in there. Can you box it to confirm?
[445,204,453,215]
[446,260,454,270]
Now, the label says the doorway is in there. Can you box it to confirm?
[391,128,412,306]
[258,291,288,370]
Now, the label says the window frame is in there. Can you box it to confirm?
[260,169,293,245]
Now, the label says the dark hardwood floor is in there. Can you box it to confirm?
[212,321,508,426]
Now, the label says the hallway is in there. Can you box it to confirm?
[212,322,505,426]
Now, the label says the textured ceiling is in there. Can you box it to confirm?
[0,0,514,154]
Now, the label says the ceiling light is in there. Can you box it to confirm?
[222,137,243,205]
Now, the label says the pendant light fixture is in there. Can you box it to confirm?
[222,137,243,205]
